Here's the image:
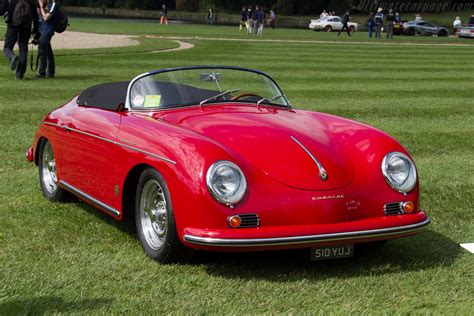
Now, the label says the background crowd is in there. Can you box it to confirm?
[1,0,61,80]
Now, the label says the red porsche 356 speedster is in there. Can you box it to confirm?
[27,66,430,263]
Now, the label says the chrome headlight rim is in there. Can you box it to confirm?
[381,152,417,194]
[206,160,247,206]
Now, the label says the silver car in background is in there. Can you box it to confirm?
[457,25,474,38]
[309,16,358,32]
[403,21,449,36]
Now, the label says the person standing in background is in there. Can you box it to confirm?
[247,6,253,34]
[469,14,474,25]
[415,13,422,21]
[160,4,168,25]
[253,5,263,35]
[375,8,383,38]
[453,16,461,34]
[320,10,328,18]
[269,10,276,30]
[239,6,247,31]
[0,0,39,80]
[367,12,375,38]
[38,0,59,78]
[207,8,214,25]
[395,12,401,23]
[386,9,395,39]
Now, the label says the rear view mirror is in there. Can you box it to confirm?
[200,72,222,82]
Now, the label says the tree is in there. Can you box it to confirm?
[276,0,294,15]
[175,0,199,11]
[328,0,353,14]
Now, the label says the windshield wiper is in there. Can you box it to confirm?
[256,94,290,107]
[200,89,240,106]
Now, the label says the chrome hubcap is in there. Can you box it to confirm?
[41,142,58,193]
[140,179,167,250]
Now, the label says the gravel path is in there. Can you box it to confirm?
[0,31,139,49]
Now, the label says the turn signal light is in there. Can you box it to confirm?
[228,215,241,228]
[403,201,415,213]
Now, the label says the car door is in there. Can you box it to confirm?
[425,22,437,35]
[333,17,342,30]
[418,22,434,35]
[60,106,122,210]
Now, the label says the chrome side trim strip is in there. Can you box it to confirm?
[60,180,121,217]
[42,122,176,165]
[183,217,431,247]
[291,136,328,181]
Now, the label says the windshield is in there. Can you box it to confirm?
[128,67,290,110]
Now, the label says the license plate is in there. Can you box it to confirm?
[310,244,354,261]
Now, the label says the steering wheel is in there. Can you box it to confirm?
[231,93,263,101]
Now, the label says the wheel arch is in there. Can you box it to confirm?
[35,136,48,166]
[121,163,155,222]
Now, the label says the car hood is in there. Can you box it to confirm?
[155,105,355,191]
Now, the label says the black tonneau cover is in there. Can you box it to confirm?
[76,81,221,111]
[77,82,129,111]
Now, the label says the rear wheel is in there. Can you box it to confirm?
[38,139,67,201]
[349,25,355,33]
[324,25,332,32]
[438,29,448,37]
[135,168,192,263]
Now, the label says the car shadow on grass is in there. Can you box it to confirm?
[193,230,460,281]
[74,202,460,280]
[0,297,112,314]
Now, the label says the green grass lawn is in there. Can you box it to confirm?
[67,17,474,45]
[0,18,473,314]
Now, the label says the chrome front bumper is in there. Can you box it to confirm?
[183,217,430,247]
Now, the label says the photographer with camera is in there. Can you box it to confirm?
[0,0,39,80]
[37,0,58,78]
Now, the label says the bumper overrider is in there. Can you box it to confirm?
[183,214,430,248]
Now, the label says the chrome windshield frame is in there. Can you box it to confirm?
[124,66,291,111]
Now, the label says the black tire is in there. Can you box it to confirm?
[438,30,448,37]
[349,25,355,33]
[405,28,415,36]
[38,139,67,201]
[135,167,192,263]
[324,25,332,32]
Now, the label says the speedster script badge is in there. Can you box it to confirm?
[312,194,345,201]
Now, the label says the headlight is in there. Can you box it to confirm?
[206,161,247,206]
[382,152,417,194]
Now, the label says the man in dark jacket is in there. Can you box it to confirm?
[0,0,39,79]
[337,10,351,36]
[386,9,395,39]
[37,0,59,78]
[367,12,375,38]
[468,14,474,26]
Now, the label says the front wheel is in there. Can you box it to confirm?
[405,28,415,36]
[324,25,332,32]
[349,25,355,33]
[135,168,191,263]
[38,139,67,201]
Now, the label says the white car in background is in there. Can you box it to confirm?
[309,16,358,32]
[457,25,474,38]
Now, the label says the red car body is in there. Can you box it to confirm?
[28,67,429,260]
